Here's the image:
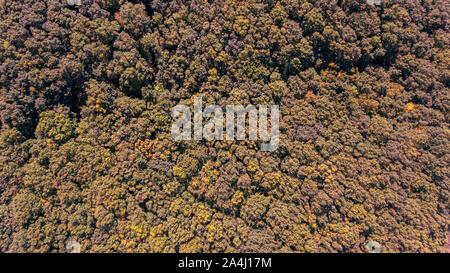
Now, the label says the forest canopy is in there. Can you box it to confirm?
[0,0,448,253]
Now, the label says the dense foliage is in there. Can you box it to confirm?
[0,0,448,253]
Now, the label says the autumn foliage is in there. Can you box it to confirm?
[0,0,448,253]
